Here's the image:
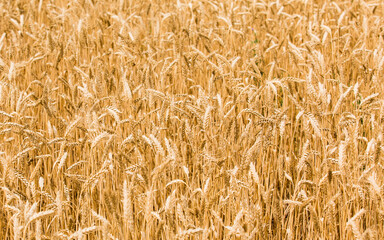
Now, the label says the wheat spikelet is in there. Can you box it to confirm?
[367,173,381,196]
[22,209,55,239]
[176,228,204,239]
[279,115,286,138]
[13,170,29,188]
[91,209,110,238]
[245,133,262,164]
[35,219,42,240]
[106,106,121,123]
[306,113,321,138]
[164,137,176,160]
[13,216,21,240]
[347,213,365,240]
[25,202,39,222]
[203,105,211,133]
[121,68,133,100]
[162,59,178,76]
[123,180,134,235]
[82,166,109,191]
[56,151,68,174]
[360,93,379,108]
[333,86,352,114]
[91,131,110,149]
[66,160,86,172]
[249,162,260,185]
[121,134,134,147]
[69,226,100,240]
[297,140,310,173]
[149,134,165,157]
[338,141,346,174]
[12,147,37,164]
[64,116,82,138]
[176,202,188,228]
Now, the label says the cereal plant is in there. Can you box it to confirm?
[0,0,384,239]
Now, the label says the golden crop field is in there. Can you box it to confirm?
[1,0,384,239]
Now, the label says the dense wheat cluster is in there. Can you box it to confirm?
[2,0,384,239]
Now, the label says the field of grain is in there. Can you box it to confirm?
[1,0,384,239]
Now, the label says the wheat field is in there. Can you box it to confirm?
[1,0,384,239]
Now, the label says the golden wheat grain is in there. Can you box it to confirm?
[2,0,384,239]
